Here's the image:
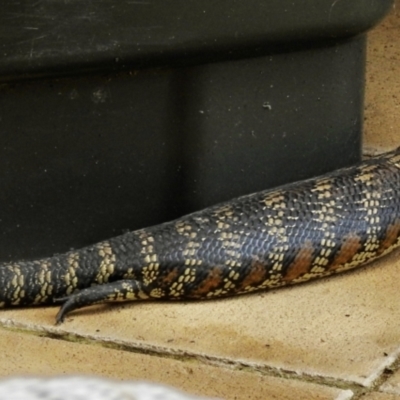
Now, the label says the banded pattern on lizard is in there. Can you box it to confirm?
[0,147,399,324]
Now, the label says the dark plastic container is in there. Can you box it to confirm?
[0,0,394,261]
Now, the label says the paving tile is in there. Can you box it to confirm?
[0,327,352,400]
[380,369,400,395]
[364,1,400,152]
[361,393,400,400]
[1,248,400,387]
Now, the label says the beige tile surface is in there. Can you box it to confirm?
[380,369,400,396]
[2,248,400,388]
[0,327,352,400]
[361,393,400,400]
[364,1,400,153]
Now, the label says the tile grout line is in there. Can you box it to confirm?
[344,353,400,400]
[360,346,400,388]
[0,318,382,396]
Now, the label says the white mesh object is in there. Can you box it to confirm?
[0,377,219,400]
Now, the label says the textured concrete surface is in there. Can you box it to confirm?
[380,369,400,396]
[364,0,400,152]
[0,2,400,400]
[361,394,400,400]
[0,328,352,400]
